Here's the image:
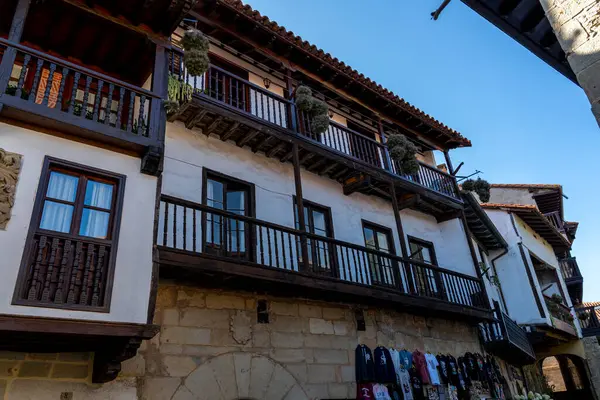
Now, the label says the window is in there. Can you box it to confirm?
[13,157,125,311]
[407,236,442,297]
[293,199,334,275]
[362,221,396,286]
[202,170,254,258]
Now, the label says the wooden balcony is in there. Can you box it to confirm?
[575,305,600,338]
[544,295,578,337]
[156,195,491,321]
[480,306,535,365]
[560,257,583,305]
[167,57,462,216]
[0,39,163,174]
[544,211,566,233]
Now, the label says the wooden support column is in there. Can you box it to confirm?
[459,211,491,308]
[292,143,310,272]
[0,0,31,96]
[444,149,462,196]
[285,69,298,133]
[390,182,413,293]
[377,117,391,171]
[149,43,168,143]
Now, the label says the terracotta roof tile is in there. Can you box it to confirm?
[480,203,538,210]
[490,184,562,190]
[583,301,600,308]
[218,0,471,147]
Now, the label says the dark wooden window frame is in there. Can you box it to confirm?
[12,156,126,312]
[201,168,256,260]
[407,235,445,296]
[292,196,336,275]
[361,219,399,287]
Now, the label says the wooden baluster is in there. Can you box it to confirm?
[116,87,125,129]
[192,208,197,252]
[66,242,83,304]
[104,83,114,125]
[55,67,68,111]
[183,206,187,251]
[41,237,59,302]
[91,245,106,306]
[68,72,81,114]
[79,243,95,305]
[173,204,177,249]
[286,232,293,270]
[266,227,273,267]
[258,224,264,265]
[80,76,92,118]
[28,235,47,300]
[28,58,44,102]
[273,227,280,268]
[15,54,30,99]
[41,63,57,107]
[127,91,135,132]
[54,239,71,304]
[92,80,104,121]
[138,94,146,136]
[163,201,169,247]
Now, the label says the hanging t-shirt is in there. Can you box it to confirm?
[389,349,402,384]
[386,384,402,400]
[427,386,440,400]
[398,363,414,400]
[410,368,426,400]
[464,352,478,381]
[399,350,413,369]
[356,345,376,382]
[412,350,430,384]
[358,383,375,400]
[437,355,450,384]
[447,385,458,400]
[374,346,397,384]
[447,355,460,386]
[457,356,471,386]
[372,383,392,400]
[425,353,441,385]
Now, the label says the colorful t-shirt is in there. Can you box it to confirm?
[358,383,374,400]
[412,350,430,384]
[425,353,441,385]
[437,355,449,384]
[399,350,413,369]
[410,368,426,400]
[398,363,414,400]
[372,383,392,400]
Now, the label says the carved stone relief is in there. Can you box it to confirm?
[0,148,22,230]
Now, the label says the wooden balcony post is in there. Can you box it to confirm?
[292,143,310,272]
[460,212,491,308]
[0,0,31,96]
[149,43,168,143]
[286,70,298,133]
[377,117,391,171]
[390,182,411,291]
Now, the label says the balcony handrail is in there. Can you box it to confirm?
[158,195,485,307]
[0,38,160,99]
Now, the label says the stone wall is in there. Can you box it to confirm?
[583,336,600,399]
[123,283,484,400]
[540,0,600,125]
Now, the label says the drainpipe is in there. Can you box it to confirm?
[490,247,509,313]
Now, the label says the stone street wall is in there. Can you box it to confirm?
[125,283,483,400]
[583,336,600,399]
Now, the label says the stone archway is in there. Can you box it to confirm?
[170,352,310,400]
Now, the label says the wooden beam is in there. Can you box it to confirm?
[266,142,286,158]
[205,116,223,136]
[436,210,461,223]
[220,121,240,141]
[308,158,327,173]
[280,149,293,163]
[299,152,314,165]
[397,193,420,210]
[343,174,371,196]
[251,134,272,153]
[390,183,409,259]
[185,109,208,130]
[292,144,310,272]
[237,129,259,147]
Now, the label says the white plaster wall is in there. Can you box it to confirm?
[0,123,155,324]
[489,188,536,206]
[161,122,478,280]
[473,239,504,311]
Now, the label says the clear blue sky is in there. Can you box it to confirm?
[245,0,599,302]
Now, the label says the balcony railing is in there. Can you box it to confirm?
[575,305,600,337]
[479,305,535,364]
[560,257,582,281]
[168,52,460,201]
[0,39,162,149]
[157,195,487,310]
[544,211,565,233]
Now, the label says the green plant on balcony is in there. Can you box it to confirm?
[578,311,590,321]
[165,74,194,114]
[387,133,420,175]
[5,84,30,100]
[550,293,564,304]
[181,29,209,77]
[461,177,490,202]
[294,85,330,135]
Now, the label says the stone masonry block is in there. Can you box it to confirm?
[51,363,89,379]
[577,59,600,102]
[0,361,17,377]
[156,285,178,309]
[307,364,337,383]
[162,355,198,377]
[313,349,348,365]
[120,354,146,377]
[142,376,181,400]
[299,304,322,318]
[271,315,307,333]
[180,308,230,328]
[161,327,211,345]
[162,309,180,326]
[271,332,304,348]
[309,318,334,335]
[252,330,271,348]
[304,334,333,349]
[205,293,245,309]
[270,349,309,364]
[177,289,205,308]
[329,383,350,398]
[0,352,25,360]
[333,321,349,336]
[270,301,299,316]
[18,361,52,378]
[322,307,346,320]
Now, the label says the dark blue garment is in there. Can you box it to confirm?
[399,350,413,369]
[374,346,397,383]
[355,344,376,383]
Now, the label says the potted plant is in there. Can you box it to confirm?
[461,177,490,202]
[387,133,420,175]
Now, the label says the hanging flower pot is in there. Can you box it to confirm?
[461,177,491,202]
[181,29,210,77]
[295,86,314,113]
[387,134,419,175]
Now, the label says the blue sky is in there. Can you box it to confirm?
[244,0,599,301]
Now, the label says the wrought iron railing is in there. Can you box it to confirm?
[157,195,487,309]
[575,305,600,337]
[167,49,460,201]
[560,257,581,281]
[479,306,535,361]
[544,211,565,233]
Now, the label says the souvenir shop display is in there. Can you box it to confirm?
[354,345,509,400]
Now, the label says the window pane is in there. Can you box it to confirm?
[79,208,110,238]
[46,172,78,202]
[226,191,245,214]
[206,179,224,209]
[84,180,114,209]
[421,247,433,264]
[364,227,376,249]
[312,211,326,235]
[376,232,390,253]
[40,201,74,232]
